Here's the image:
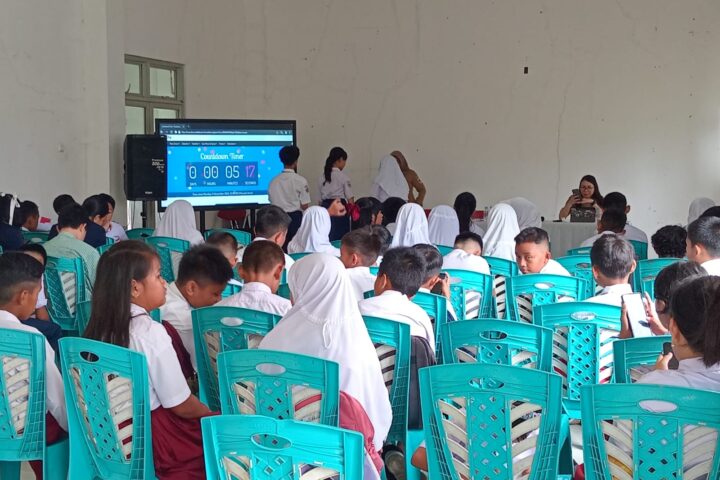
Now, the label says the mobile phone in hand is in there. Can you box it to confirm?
[662,342,680,370]
[622,293,653,337]
[431,273,447,295]
[572,188,580,196]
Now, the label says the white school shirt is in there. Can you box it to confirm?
[159,282,196,369]
[418,286,458,322]
[35,275,48,309]
[442,249,491,275]
[268,169,311,213]
[0,310,68,431]
[701,258,720,276]
[584,283,633,307]
[622,223,648,244]
[236,236,295,272]
[217,282,291,316]
[580,231,616,248]
[539,259,571,276]
[318,168,353,201]
[638,357,720,391]
[106,221,128,242]
[346,266,377,302]
[358,290,435,352]
[129,304,191,411]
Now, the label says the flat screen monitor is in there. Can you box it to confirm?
[156,119,296,210]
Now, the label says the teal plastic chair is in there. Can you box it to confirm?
[483,256,518,318]
[203,228,252,246]
[22,231,49,244]
[434,244,453,256]
[420,363,564,480]
[145,236,190,282]
[217,349,340,426]
[330,239,342,249]
[628,239,649,260]
[442,268,494,319]
[412,291,447,355]
[126,228,154,240]
[76,300,92,334]
[288,252,311,261]
[276,283,291,300]
[0,328,68,480]
[483,255,519,278]
[201,415,364,480]
[44,256,87,332]
[566,246,591,256]
[632,258,683,299]
[440,319,553,371]
[192,306,281,411]
[555,254,597,298]
[581,384,720,480]
[221,282,241,299]
[505,273,588,324]
[369,266,379,276]
[97,243,113,255]
[612,336,671,384]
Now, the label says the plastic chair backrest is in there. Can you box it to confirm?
[505,273,588,324]
[362,315,411,444]
[203,228,252,246]
[369,266,379,276]
[555,255,597,298]
[276,283,291,300]
[483,255,519,278]
[420,363,563,480]
[201,415,364,480]
[440,319,553,371]
[633,258,683,299]
[330,239,342,249]
[566,246,591,256]
[442,269,494,320]
[58,337,154,479]
[628,240,648,261]
[435,244,453,256]
[533,301,621,417]
[97,243,113,255]
[581,383,720,480]
[217,349,340,426]
[412,291,447,354]
[145,236,190,282]
[483,256,518,319]
[22,231,49,244]
[44,256,86,331]
[125,228,154,240]
[76,300,92,335]
[288,252,311,261]
[221,282,241,299]
[192,306,280,411]
[612,336,671,384]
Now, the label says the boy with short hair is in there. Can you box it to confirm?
[580,209,627,247]
[601,191,648,243]
[651,225,687,258]
[585,234,636,305]
[442,232,490,274]
[219,240,291,315]
[268,146,311,246]
[340,227,382,301]
[205,231,241,283]
[160,245,234,368]
[686,216,720,275]
[14,200,40,231]
[238,205,295,271]
[514,227,570,275]
[414,244,458,321]
[357,247,435,350]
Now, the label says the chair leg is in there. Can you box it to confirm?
[0,461,21,480]
[558,415,574,476]
[45,438,70,480]
[405,429,425,480]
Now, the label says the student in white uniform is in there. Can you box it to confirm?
[371,155,409,202]
[601,192,648,244]
[159,245,233,368]
[686,216,720,276]
[154,199,204,246]
[340,227,382,302]
[443,232,491,275]
[358,247,435,350]
[650,225,687,259]
[415,244,458,322]
[454,192,485,236]
[318,146,353,202]
[427,205,459,247]
[580,209,627,248]
[381,197,406,236]
[287,206,340,256]
[687,197,715,225]
[0,253,68,478]
[483,203,520,261]
[99,193,128,242]
[501,197,542,230]
[390,203,431,248]
[514,227,570,276]
[370,224,392,267]
[585,234,636,306]
[205,231,241,285]
[235,205,294,273]
[268,146,311,246]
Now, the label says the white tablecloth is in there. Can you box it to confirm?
[542,221,597,258]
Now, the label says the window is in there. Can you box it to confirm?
[124,55,184,134]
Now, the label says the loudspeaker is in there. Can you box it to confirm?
[124,134,167,201]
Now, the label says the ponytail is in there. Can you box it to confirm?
[353,197,382,229]
[454,192,477,233]
[669,275,720,366]
[323,147,347,185]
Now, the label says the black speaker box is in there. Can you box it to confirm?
[124,134,167,201]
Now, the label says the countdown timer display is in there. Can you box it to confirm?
[186,161,258,188]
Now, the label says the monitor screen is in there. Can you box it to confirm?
[156,119,296,210]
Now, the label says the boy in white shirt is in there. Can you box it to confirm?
[601,191,648,244]
[442,232,491,275]
[585,234,636,306]
[414,244,458,322]
[580,209,627,248]
[205,231,242,286]
[686,216,720,276]
[514,227,570,276]
[219,240,291,316]
[340,227,382,302]
[237,205,295,272]
[160,245,234,369]
[268,145,311,247]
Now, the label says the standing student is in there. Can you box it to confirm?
[154,199,204,246]
[391,150,426,205]
[83,241,215,479]
[371,155,409,202]
[600,191,648,243]
[259,254,392,479]
[381,197,406,235]
[352,197,383,230]
[442,232,491,274]
[483,203,520,261]
[99,193,129,242]
[238,205,295,272]
[514,227,570,276]
[268,145,311,246]
[318,146,353,202]
[585,234,636,306]
[340,227,383,302]
[651,225,687,259]
[0,193,25,250]
[454,191,485,236]
[427,205,459,247]
[580,209,628,248]
[81,195,113,248]
[687,197,715,225]
[389,203,431,248]
[287,206,340,256]
[686,216,720,275]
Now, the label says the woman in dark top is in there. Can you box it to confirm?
[558,174,603,220]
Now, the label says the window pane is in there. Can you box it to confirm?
[150,67,176,98]
[153,108,179,120]
[125,106,146,134]
[124,63,141,95]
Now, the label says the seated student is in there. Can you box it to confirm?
[160,245,233,369]
[390,203,431,248]
[687,197,715,225]
[580,209,628,247]
[414,243,458,322]
[483,203,521,261]
[239,205,295,271]
[322,197,351,241]
[47,194,76,239]
[0,193,25,251]
[99,193,128,242]
[340,227,383,302]
[651,225,687,258]
[370,224,392,267]
[18,243,62,352]
[287,206,340,256]
[43,204,100,297]
[427,205,460,247]
[442,232,491,274]
[700,205,720,219]
[454,191,485,236]
[154,199,204,246]
[82,195,113,248]
[585,234,636,306]
[352,197,383,230]
[83,241,215,479]
[0,253,68,478]
[13,200,40,231]
[268,145,311,247]
[514,227,570,276]
[601,191,648,243]
[205,231,241,284]
[686,216,720,275]
[260,254,392,478]
[218,240,291,315]
[381,196,406,236]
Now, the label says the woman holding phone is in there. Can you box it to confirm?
[558,174,603,220]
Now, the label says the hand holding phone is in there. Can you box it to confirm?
[622,293,653,337]
[662,342,680,370]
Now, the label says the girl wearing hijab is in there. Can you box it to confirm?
[259,254,392,479]
[371,155,409,202]
[501,197,542,230]
[390,203,431,248]
[688,197,715,225]
[427,205,459,247]
[287,206,340,255]
[153,200,204,246]
[483,203,521,261]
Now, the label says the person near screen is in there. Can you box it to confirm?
[391,150,426,206]
[268,145,311,247]
[558,174,603,220]
[318,146,353,203]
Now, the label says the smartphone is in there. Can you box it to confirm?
[622,293,653,337]
[431,273,447,295]
[572,188,580,197]
[662,342,680,370]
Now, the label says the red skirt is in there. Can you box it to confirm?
[29,413,66,479]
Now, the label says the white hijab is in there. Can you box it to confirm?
[502,197,542,230]
[483,203,520,261]
[390,203,431,247]
[259,254,392,451]
[153,200,203,245]
[427,205,459,246]
[287,206,340,255]
[371,155,408,202]
[688,197,715,225]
